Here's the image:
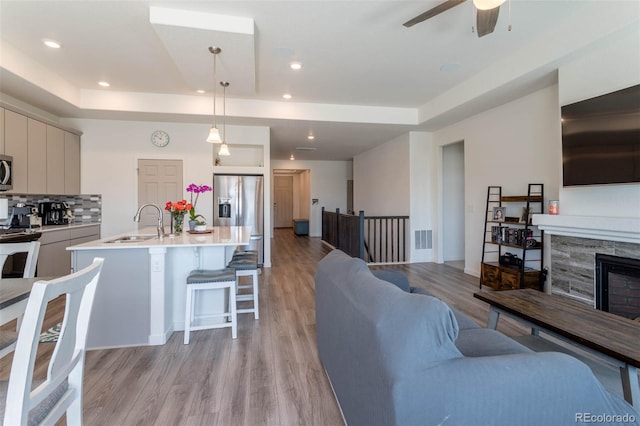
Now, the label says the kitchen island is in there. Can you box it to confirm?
[67,226,251,349]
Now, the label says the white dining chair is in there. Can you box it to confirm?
[0,241,41,359]
[0,241,40,279]
[0,257,104,426]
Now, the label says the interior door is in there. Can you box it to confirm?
[137,159,183,229]
[273,175,293,228]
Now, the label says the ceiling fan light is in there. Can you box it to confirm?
[207,127,221,143]
[218,142,230,156]
[473,0,506,10]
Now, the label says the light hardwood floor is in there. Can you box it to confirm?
[2,229,535,425]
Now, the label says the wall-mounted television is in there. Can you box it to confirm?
[561,84,640,187]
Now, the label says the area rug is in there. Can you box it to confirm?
[39,322,62,343]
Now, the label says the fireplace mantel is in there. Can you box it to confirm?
[532,214,640,244]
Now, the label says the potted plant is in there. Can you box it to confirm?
[186,183,212,231]
[194,219,207,232]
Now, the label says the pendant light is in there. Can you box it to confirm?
[218,81,230,156]
[206,46,222,143]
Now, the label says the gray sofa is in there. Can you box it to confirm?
[315,249,639,426]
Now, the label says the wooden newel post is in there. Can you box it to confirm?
[335,208,340,249]
[358,211,365,260]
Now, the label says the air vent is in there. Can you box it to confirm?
[295,147,317,151]
[414,230,432,250]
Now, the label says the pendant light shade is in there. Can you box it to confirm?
[218,142,230,156]
[207,127,221,143]
[473,0,505,10]
[218,81,231,156]
[206,46,222,144]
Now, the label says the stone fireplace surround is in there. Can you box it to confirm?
[533,215,640,306]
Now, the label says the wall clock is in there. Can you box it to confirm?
[151,130,170,147]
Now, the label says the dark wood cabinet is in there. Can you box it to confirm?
[480,184,544,291]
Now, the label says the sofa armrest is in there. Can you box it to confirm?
[411,287,480,330]
[393,352,639,426]
[371,270,410,292]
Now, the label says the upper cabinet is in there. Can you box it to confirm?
[0,108,5,154]
[64,132,81,194]
[4,109,28,193]
[28,118,47,193]
[2,107,81,195]
[46,125,65,194]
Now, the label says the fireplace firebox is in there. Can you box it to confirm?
[595,253,640,320]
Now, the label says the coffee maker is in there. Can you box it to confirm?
[39,202,68,225]
[8,205,37,228]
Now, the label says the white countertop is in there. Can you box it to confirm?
[38,222,100,233]
[66,226,252,250]
[6,222,100,234]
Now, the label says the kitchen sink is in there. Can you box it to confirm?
[105,234,156,243]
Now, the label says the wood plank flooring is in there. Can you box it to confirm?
[2,229,536,425]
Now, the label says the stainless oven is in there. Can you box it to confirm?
[0,154,12,191]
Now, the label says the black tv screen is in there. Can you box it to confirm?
[561,84,640,187]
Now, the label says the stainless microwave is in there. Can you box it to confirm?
[0,154,13,191]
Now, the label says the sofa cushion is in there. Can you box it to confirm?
[371,269,410,292]
[456,328,533,357]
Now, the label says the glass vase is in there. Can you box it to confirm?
[173,213,185,233]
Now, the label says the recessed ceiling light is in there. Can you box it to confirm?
[196,89,205,94]
[307,135,315,140]
[43,39,61,49]
[290,62,302,70]
[290,154,295,160]
[98,81,110,87]
[283,93,292,100]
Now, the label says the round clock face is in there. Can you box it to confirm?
[151,130,170,147]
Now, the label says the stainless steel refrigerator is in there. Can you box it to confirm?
[213,174,264,263]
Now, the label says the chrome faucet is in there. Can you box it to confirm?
[133,203,164,239]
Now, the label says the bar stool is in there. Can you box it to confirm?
[228,251,260,319]
[184,268,237,344]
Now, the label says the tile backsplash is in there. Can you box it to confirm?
[0,193,101,224]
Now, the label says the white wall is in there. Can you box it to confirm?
[271,160,352,237]
[353,134,411,216]
[557,25,640,218]
[62,117,271,250]
[433,85,561,277]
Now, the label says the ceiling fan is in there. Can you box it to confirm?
[403,0,507,38]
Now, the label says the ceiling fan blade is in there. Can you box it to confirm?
[476,7,500,37]
[403,0,467,28]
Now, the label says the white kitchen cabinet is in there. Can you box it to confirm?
[27,118,47,193]
[37,225,100,277]
[64,131,81,194]
[46,125,65,194]
[4,110,28,193]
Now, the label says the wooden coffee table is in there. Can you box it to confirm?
[474,289,640,409]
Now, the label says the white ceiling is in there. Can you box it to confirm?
[0,1,637,161]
